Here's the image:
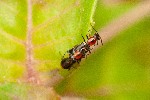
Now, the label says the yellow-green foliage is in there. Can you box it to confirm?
[0,0,150,99]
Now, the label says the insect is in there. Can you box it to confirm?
[61,42,90,70]
[86,25,103,46]
[68,42,91,63]
[60,24,103,70]
[61,57,76,70]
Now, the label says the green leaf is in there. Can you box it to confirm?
[0,0,98,98]
[0,0,26,82]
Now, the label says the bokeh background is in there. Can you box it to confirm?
[55,0,150,99]
[0,0,150,99]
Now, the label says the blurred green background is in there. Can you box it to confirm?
[0,0,150,99]
[55,0,150,99]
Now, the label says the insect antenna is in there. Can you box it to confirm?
[90,23,97,33]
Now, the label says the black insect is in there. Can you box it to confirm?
[61,57,76,70]
[60,24,103,70]
[61,42,90,70]
[68,42,91,62]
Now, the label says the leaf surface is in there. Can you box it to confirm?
[0,0,97,99]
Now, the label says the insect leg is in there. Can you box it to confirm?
[90,23,98,33]
[81,34,86,42]
[99,35,103,45]
[86,35,89,39]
